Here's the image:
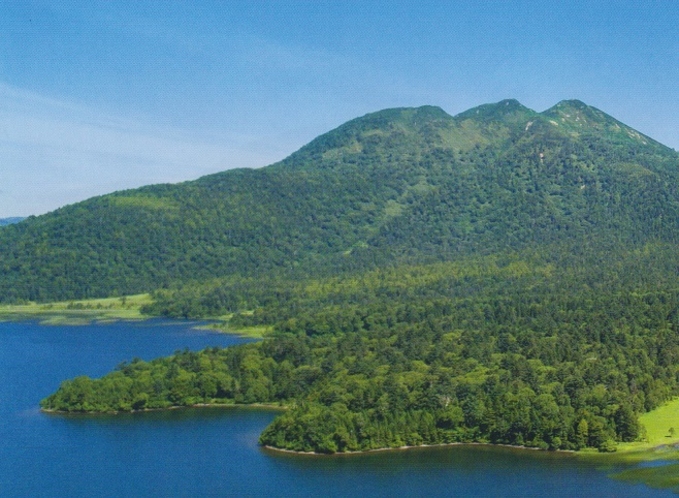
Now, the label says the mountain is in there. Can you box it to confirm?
[1,99,678,303]
[0,217,25,227]
[36,100,679,458]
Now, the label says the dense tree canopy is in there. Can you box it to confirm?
[43,244,679,453]
[28,99,679,453]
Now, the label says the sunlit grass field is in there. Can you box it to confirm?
[581,398,679,493]
[614,398,679,456]
[637,398,679,448]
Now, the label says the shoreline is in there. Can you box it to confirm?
[41,397,679,462]
[0,308,261,338]
[262,441,679,461]
[262,441,576,457]
[41,401,287,416]
[41,402,679,465]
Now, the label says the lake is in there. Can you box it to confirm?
[0,320,674,497]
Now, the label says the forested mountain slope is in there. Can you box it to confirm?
[37,100,679,454]
[2,99,678,302]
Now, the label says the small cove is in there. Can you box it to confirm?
[0,320,675,497]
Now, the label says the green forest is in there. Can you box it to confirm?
[42,242,679,453]
[13,98,679,453]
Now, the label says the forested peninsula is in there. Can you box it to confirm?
[41,255,679,453]
[10,99,679,454]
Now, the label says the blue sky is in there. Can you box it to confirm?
[1,0,678,217]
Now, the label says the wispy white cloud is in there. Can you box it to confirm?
[0,83,286,217]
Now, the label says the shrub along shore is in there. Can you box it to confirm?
[0,294,153,325]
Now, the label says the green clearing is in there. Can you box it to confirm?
[575,398,679,463]
[193,320,272,339]
[613,398,679,457]
[578,398,679,494]
[637,398,679,449]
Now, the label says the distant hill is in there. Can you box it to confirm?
[0,217,25,227]
[1,99,678,302]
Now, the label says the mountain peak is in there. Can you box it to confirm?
[454,99,537,127]
[542,99,611,125]
[553,99,589,109]
[540,100,663,148]
[278,105,456,169]
[349,105,453,126]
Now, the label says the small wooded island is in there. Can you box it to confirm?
[8,99,679,460]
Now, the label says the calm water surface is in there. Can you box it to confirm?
[0,320,673,497]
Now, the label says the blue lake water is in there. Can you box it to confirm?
[0,320,674,497]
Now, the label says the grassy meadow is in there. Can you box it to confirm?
[580,398,679,493]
